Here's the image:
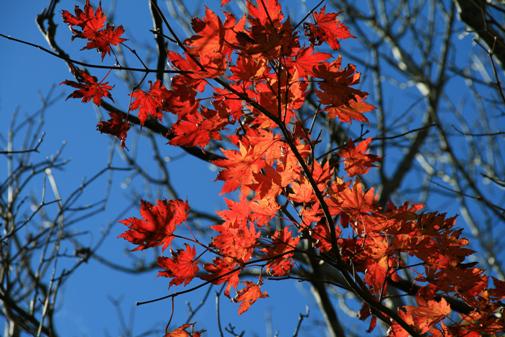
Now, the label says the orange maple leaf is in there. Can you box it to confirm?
[364,257,389,294]
[326,95,375,123]
[164,323,201,337]
[185,8,244,72]
[339,183,376,219]
[289,178,314,203]
[235,281,268,315]
[186,8,225,66]
[211,219,259,263]
[390,298,451,337]
[158,244,199,286]
[214,141,266,194]
[339,137,380,176]
[249,196,280,226]
[412,298,451,333]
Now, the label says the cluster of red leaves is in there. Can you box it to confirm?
[61,2,129,146]
[62,0,125,59]
[62,69,130,147]
[62,0,505,336]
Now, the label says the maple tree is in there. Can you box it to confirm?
[3,0,505,336]
[58,0,504,336]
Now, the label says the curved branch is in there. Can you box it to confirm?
[455,0,505,68]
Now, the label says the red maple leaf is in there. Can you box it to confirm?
[158,244,199,286]
[184,8,244,75]
[130,80,170,125]
[62,0,106,37]
[62,70,113,105]
[186,8,224,61]
[84,24,126,59]
[289,178,314,203]
[304,6,353,50]
[237,17,294,59]
[62,0,125,59]
[217,197,251,227]
[291,47,331,77]
[338,183,377,228]
[119,199,189,251]
[96,111,130,148]
[339,137,380,176]
[432,266,487,298]
[168,50,224,83]
[235,281,268,315]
